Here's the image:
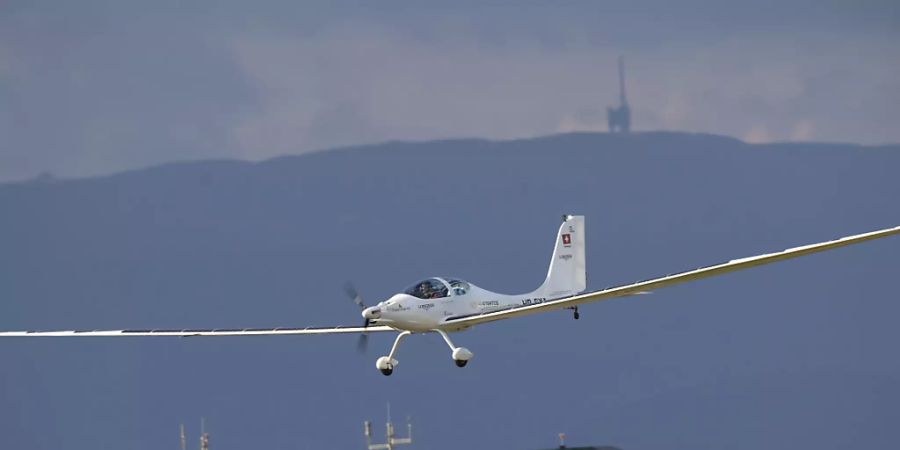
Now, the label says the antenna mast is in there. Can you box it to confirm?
[200,418,209,450]
[618,55,628,108]
[364,404,412,450]
[606,55,632,133]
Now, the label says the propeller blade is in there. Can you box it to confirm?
[356,333,369,354]
[357,317,371,353]
[345,282,370,353]
[344,282,365,309]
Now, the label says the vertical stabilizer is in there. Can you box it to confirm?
[531,215,586,299]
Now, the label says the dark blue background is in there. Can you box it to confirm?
[1,132,899,449]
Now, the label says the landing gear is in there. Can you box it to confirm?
[375,331,410,376]
[376,356,396,376]
[567,306,580,320]
[435,329,473,368]
[374,329,475,374]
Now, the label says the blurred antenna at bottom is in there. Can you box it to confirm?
[533,432,623,450]
[179,419,211,450]
[364,403,412,450]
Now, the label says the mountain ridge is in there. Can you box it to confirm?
[6,131,898,188]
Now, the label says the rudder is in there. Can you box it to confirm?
[532,215,586,299]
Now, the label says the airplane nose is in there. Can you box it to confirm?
[362,307,382,320]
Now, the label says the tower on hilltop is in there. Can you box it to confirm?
[607,55,631,133]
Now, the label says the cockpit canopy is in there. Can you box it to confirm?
[404,278,447,299]
[403,277,471,299]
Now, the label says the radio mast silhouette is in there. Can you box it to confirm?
[606,55,631,133]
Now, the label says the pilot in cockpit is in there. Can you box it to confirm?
[417,282,434,299]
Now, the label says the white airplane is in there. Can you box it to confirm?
[2,215,899,376]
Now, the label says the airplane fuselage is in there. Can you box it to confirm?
[363,278,550,332]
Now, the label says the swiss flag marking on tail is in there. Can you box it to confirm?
[562,234,571,246]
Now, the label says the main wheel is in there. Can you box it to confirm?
[380,367,393,376]
[454,359,468,368]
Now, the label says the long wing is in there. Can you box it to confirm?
[443,225,900,328]
[0,325,395,337]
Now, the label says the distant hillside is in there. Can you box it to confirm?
[5,131,898,188]
[1,131,899,450]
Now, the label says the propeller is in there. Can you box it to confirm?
[344,282,370,353]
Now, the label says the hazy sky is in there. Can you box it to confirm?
[1,1,898,181]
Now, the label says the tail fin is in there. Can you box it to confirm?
[531,215,586,299]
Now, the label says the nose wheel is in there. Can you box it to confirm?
[375,331,410,376]
[376,356,397,376]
